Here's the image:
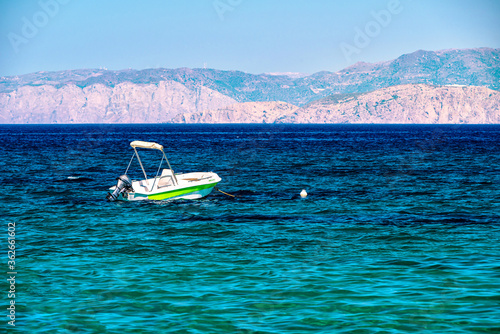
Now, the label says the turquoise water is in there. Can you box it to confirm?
[2,124,500,333]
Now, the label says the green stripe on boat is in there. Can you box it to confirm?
[147,182,218,200]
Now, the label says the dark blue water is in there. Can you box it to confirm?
[2,124,500,333]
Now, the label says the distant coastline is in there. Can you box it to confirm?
[1,48,499,124]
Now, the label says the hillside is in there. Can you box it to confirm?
[172,101,299,124]
[279,85,500,124]
[0,48,499,124]
[0,81,236,124]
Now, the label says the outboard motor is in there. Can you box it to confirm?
[106,174,133,201]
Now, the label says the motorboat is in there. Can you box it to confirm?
[107,141,221,201]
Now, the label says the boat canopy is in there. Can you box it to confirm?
[130,141,164,151]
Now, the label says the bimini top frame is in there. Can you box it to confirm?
[126,141,178,187]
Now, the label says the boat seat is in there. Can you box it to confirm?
[157,169,175,188]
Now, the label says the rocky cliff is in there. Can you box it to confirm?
[171,85,499,124]
[172,101,299,124]
[0,48,499,124]
[280,85,500,124]
[0,80,236,123]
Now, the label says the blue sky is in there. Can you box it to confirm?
[0,0,499,76]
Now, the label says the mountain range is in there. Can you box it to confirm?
[0,47,499,124]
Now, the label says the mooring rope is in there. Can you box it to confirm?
[215,187,237,198]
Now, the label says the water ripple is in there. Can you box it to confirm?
[3,124,500,333]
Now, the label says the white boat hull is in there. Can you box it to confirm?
[109,171,221,201]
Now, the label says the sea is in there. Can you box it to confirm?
[2,124,499,333]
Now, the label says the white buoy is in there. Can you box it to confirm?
[300,189,307,198]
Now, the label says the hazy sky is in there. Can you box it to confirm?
[0,0,499,76]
